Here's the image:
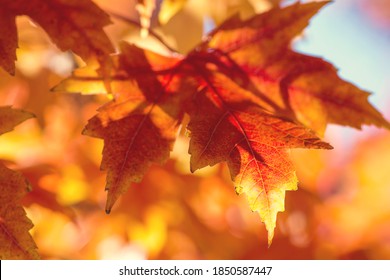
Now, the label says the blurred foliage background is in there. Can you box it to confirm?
[1,0,390,259]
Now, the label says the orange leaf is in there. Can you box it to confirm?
[184,1,386,243]
[0,0,114,75]
[0,106,35,135]
[286,54,390,133]
[0,163,39,259]
[0,107,37,259]
[55,2,389,244]
[186,72,332,245]
[201,1,390,135]
[0,8,17,75]
[77,43,194,212]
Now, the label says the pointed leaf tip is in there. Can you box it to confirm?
[266,223,275,248]
[268,238,273,248]
[105,196,115,214]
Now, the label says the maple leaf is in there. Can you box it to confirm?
[199,1,390,135]
[186,71,332,244]
[0,106,35,135]
[0,0,114,75]
[182,1,388,243]
[55,2,389,244]
[0,107,37,259]
[0,163,39,259]
[58,43,194,212]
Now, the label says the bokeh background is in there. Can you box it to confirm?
[1,0,390,259]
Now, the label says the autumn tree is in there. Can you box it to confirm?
[0,0,389,259]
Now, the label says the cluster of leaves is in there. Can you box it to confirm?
[0,0,389,258]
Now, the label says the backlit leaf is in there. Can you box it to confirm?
[0,106,35,135]
[200,1,390,135]
[55,2,389,244]
[0,163,39,259]
[0,107,37,259]
[0,0,114,75]
[77,43,194,212]
[186,72,332,244]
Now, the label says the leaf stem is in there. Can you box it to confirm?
[108,11,179,54]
